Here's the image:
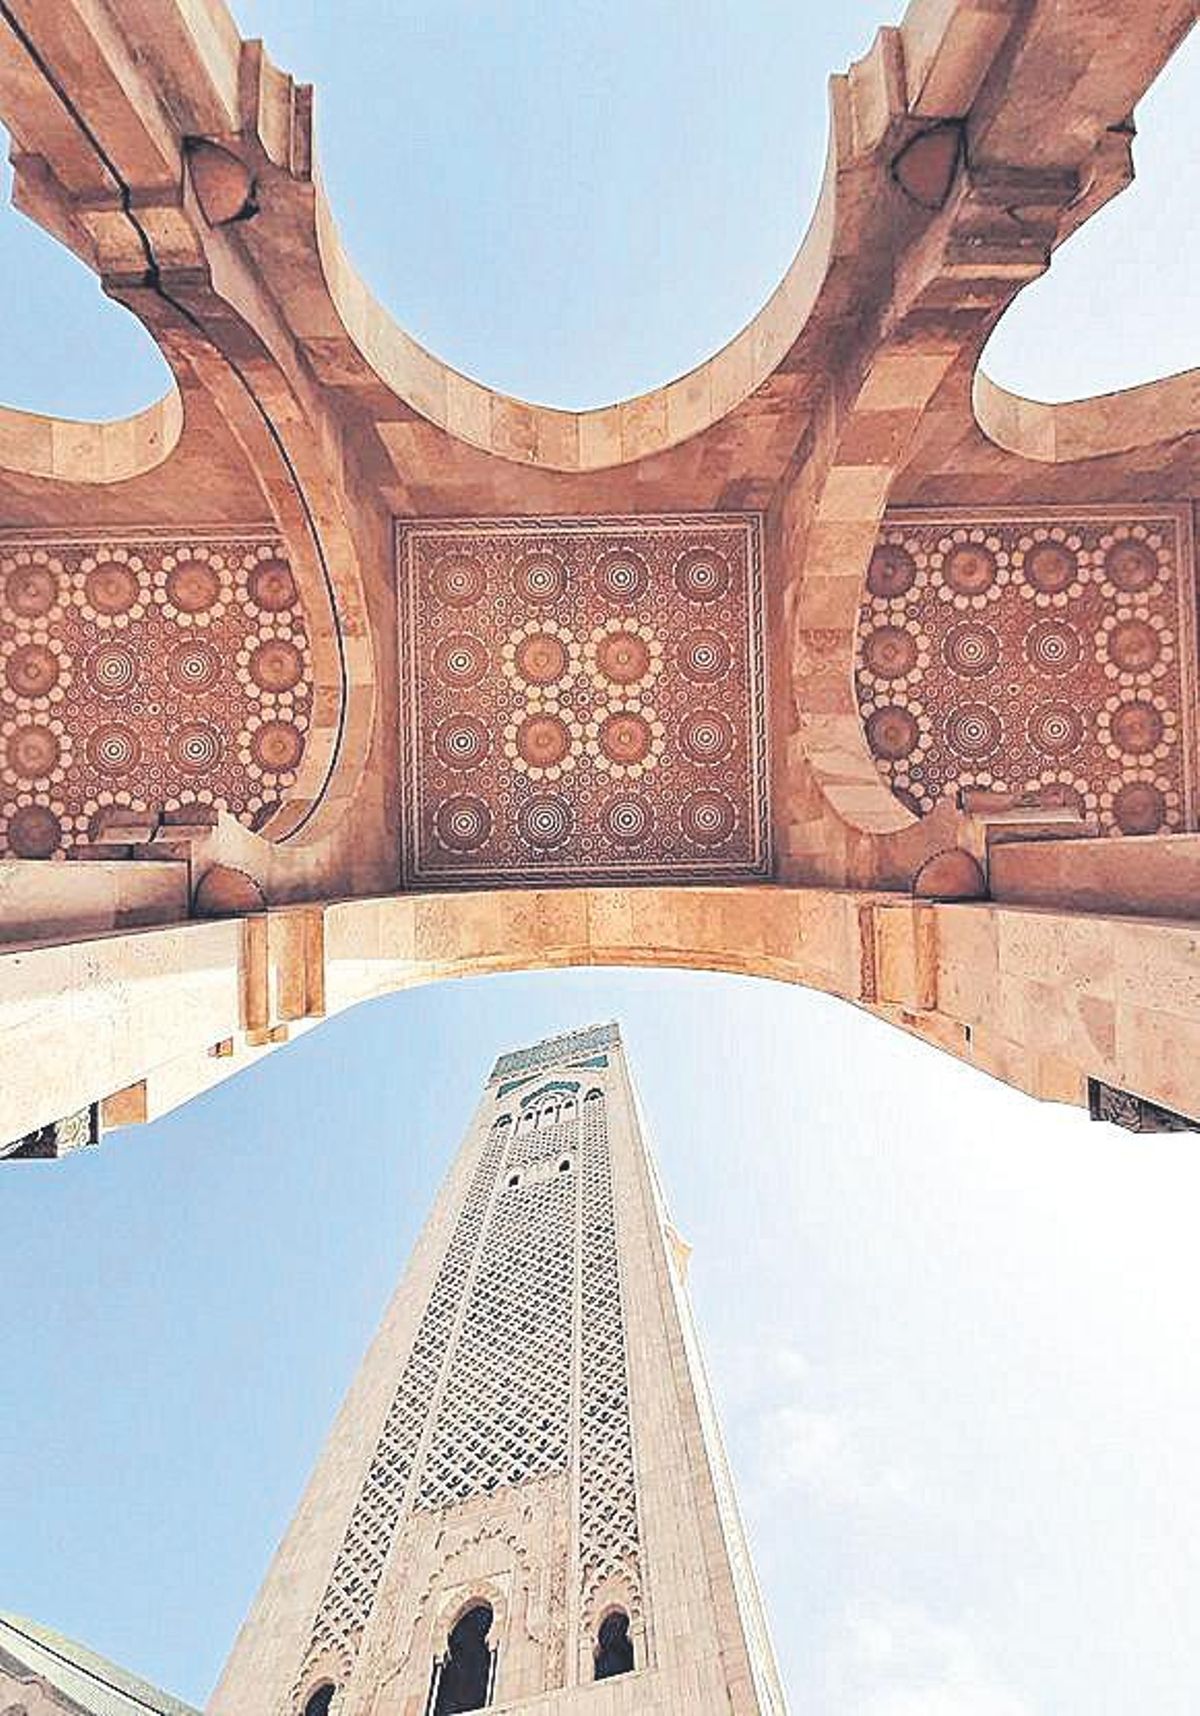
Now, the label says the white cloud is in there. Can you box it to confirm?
[826,1600,1037,1716]
[762,1403,911,1507]
[724,1341,913,1510]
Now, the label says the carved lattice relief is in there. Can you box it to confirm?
[578,1089,643,1631]
[0,532,314,856]
[398,516,770,885]
[293,1121,510,1692]
[414,1115,577,1508]
[856,508,1198,833]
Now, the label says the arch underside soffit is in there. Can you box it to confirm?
[0,0,1197,889]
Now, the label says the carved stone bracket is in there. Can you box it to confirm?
[1087,1079,1200,1134]
[2,1104,99,1159]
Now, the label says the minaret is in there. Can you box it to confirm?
[209,1024,784,1715]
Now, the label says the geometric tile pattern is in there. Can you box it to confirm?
[857,508,1197,835]
[397,515,770,884]
[0,531,312,857]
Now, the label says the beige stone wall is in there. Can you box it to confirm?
[7,880,1200,1155]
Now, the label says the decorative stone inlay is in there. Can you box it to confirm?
[857,510,1197,834]
[399,516,769,884]
[0,532,313,855]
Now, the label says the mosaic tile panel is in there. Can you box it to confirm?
[398,516,769,884]
[0,532,312,856]
[857,509,1198,835]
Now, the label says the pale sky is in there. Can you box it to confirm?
[2,6,1200,1715]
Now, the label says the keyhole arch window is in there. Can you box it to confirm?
[593,1608,635,1680]
[429,1601,495,1714]
[301,1685,336,1716]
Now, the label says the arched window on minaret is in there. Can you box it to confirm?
[302,1685,335,1716]
[430,1602,494,1713]
[593,1609,634,1680]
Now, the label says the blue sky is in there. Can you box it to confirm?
[2,5,1200,1714]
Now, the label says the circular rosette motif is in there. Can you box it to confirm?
[585,703,665,780]
[512,549,568,606]
[434,713,491,772]
[859,621,927,687]
[1098,694,1177,764]
[1097,612,1173,684]
[247,637,305,697]
[504,708,582,781]
[677,629,732,684]
[3,801,65,858]
[83,641,137,698]
[1024,618,1083,678]
[432,633,490,690]
[1100,771,1179,836]
[867,541,920,603]
[863,703,929,764]
[2,720,68,784]
[434,795,493,854]
[944,703,1003,761]
[155,549,228,626]
[2,635,68,707]
[515,793,574,850]
[1098,531,1167,600]
[167,638,223,696]
[585,621,662,694]
[429,550,487,608]
[679,788,738,848]
[1026,701,1085,758]
[502,619,580,697]
[673,546,731,605]
[678,708,735,767]
[601,793,654,848]
[87,724,143,776]
[942,621,1000,679]
[169,722,224,774]
[593,547,649,605]
[245,554,298,613]
[4,556,62,622]
[1014,529,1086,607]
[241,717,305,780]
[933,530,1008,608]
[75,550,148,627]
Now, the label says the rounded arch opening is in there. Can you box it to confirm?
[0,136,176,439]
[433,1600,494,1715]
[593,1607,635,1680]
[976,26,1200,434]
[301,1683,335,1716]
